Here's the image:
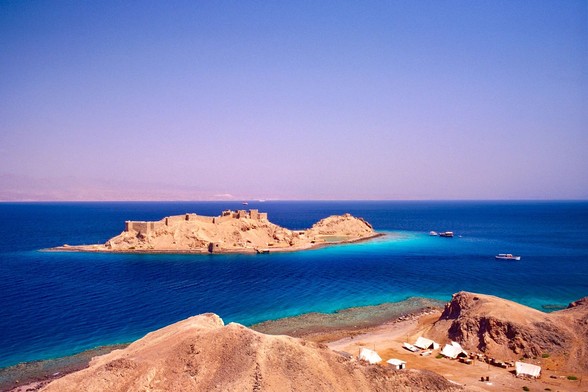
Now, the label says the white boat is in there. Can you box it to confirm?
[429,231,438,236]
[439,231,454,237]
[495,253,521,261]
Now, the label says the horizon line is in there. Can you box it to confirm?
[1,198,587,203]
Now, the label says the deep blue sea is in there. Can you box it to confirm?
[1,201,587,369]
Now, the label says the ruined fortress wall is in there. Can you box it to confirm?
[125,221,164,234]
[214,214,234,224]
[185,214,211,223]
[126,221,149,233]
[126,211,267,232]
[164,215,185,226]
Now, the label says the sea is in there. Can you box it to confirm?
[0,201,587,370]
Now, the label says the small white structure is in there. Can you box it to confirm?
[414,337,440,350]
[441,341,467,359]
[402,342,419,352]
[515,361,541,378]
[358,348,382,364]
[387,358,407,370]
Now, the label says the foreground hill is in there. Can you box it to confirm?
[41,314,460,392]
[51,210,379,254]
[426,292,588,372]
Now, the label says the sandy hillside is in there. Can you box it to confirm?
[52,211,379,254]
[41,313,461,392]
[425,291,588,372]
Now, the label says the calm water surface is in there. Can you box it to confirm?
[0,201,587,368]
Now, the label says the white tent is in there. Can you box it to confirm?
[440,341,467,359]
[387,358,406,370]
[358,348,382,364]
[515,362,541,378]
[414,337,440,350]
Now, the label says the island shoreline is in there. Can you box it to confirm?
[44,232,386,255]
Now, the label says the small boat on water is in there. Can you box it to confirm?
[495,253,521,261]
[242,201,249,206]
[439,231,454,238]
[429,231,438,236]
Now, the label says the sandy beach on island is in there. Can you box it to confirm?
[3,297,586,392]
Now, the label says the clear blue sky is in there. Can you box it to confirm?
[1,1,586,200]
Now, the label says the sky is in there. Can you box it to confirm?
[0,1,586,201]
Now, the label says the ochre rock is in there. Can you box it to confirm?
[42,314,461,392]
[426,291,588,371]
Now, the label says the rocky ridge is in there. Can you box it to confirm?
[426,291,588,371]
[41,313,461,392]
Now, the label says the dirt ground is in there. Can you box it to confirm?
[6,308,585,392]
[326,311,586,392]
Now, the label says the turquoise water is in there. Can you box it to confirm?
[0,201,587,368]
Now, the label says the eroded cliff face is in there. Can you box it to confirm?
[428,292,588,371]
[42,314,461,392]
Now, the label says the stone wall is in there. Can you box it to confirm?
[125,210,268,232]
[125,221,163,234]
[213,214,234,224]
[185,214,214,224]
[164,216,185,226]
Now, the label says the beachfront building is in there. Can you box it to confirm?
[358,348,382,364]
[386,358,406,370]
[515,362,541,378]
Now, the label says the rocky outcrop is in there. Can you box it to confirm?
[427,292,588,371]
[52,211,379,254]
[307,213,374,237]
[41,314,461,392]
[567,296,588,309]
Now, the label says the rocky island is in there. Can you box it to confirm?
[51,210,381,254]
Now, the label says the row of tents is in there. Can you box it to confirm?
[359,336,542,378]
[406,337,542,378]
[404,337,467,359]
